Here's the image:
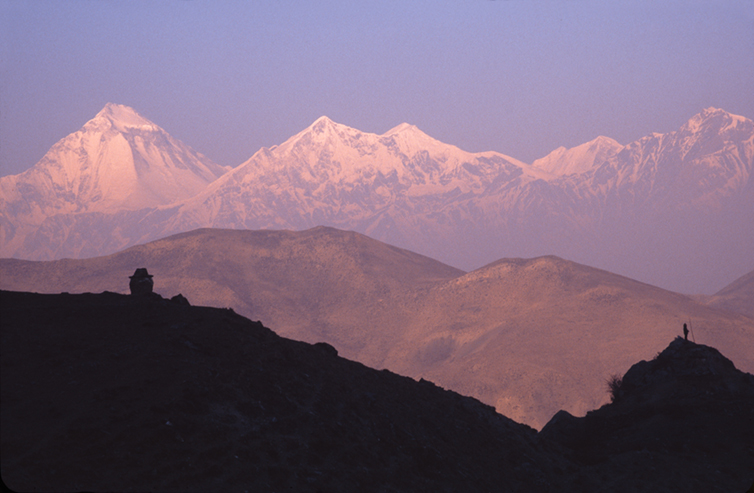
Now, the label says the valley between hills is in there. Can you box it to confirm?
[2,227,752,429]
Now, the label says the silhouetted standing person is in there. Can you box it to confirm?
[129,268,154,296]
[683,323,689,341]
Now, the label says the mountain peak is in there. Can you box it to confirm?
[0,103,227,235]
[283,116,365,147]
[378,121,457,158]
[311,115,334,125]
[307,115,344,134]
[91,103,157,133]
[700,106,729,118]
[591,135,622,147]
[532,135,623,175]
[682,107,751,135]
[384,122,420,135]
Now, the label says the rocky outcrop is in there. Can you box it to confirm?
[541,337,754,492]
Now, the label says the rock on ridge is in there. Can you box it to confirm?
[625,337,739,380]
[540,337,754,491]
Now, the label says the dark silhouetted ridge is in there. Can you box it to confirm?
[541,337,754,491]
[2,290,752,492]
[0,290,563,492]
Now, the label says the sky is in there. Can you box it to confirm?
[1,0,753,177]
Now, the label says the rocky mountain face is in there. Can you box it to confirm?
[2,227,752,429]
[1,106,752,293]
[0,103,228,259]
[2,291,752,492]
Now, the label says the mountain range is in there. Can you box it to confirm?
[3,227,752,429]
[2,290,752,491]
[2,104,752,294]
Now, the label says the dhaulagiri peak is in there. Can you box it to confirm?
[90,103,159,133]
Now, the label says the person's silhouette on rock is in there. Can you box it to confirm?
[683,323,689,341]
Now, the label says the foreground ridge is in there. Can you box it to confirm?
[0,290,563,492]
[541,337,754,491]
[2,290,752,492]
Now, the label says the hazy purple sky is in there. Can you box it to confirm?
[1,1,753,177]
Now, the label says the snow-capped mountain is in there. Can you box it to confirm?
[162,115,548,246]
[532,135,623,175]
[585,107,753,212]
[536,108,754,291]
[1,103,228,214]
[162,108,752,292]
[1,105,751,293]
[0,103,228,258]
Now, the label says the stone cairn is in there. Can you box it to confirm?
[129,268,154,296]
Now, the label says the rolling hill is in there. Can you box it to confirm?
[2,227,752,429]
[696,269,754,318]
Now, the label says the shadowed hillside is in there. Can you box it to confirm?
[0,290,564,492]
[2,290,753,492]
[1,228,752,429]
